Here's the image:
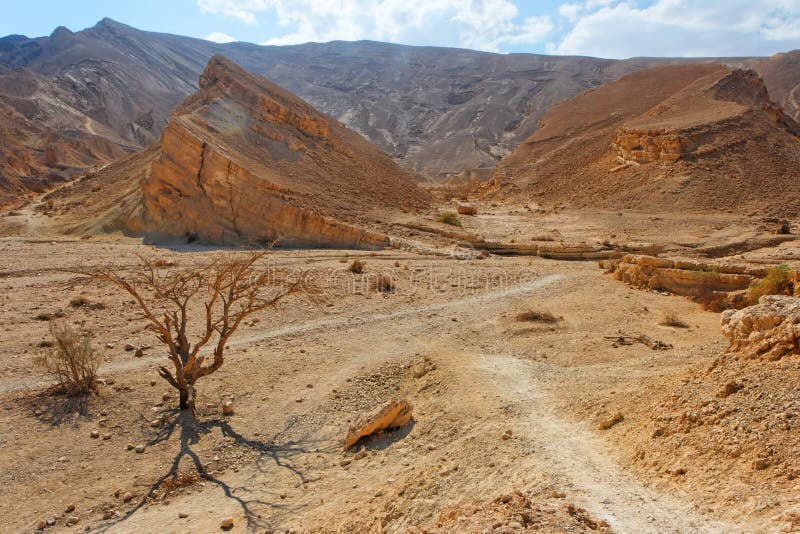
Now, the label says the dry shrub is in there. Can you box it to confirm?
[696,289,735,312]
[660,312,689,328]
[349,259,366,274]
[436,211,462,227]
[160,471,201,492]
[371,274,395,293]
[748,265,794,305]
[35,322,100,395]
[515,311,561,323]
[69,296,105,310]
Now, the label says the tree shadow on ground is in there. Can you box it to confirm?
[21,387,92,427]
[95,411,330,532]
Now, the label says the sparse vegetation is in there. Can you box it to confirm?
[90,251,310,415]
[515,311,561,323]
[660,312,689,328]
[349,259,366,274]
[436,211,462,227]
[35,321,100,395]
[747,264,794,305]
[69,295,105,309]
[371,274,395,293]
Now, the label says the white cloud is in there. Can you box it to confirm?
[553,0,800,58]
[204,32,238,43]
[197,0,553,52]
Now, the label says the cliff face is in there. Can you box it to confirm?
[141,55,427,248]
[486,65,800,216]
[611,70,800,166]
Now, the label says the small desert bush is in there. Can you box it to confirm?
[748,265,794,305]
[371,274,395,293]
[660,312,689,328]
[436,211,462,227]
[160,471,201,492]
[35,322,100,395]
[349,259,366,274]
[69,296,105,310]
[515,311,561,323]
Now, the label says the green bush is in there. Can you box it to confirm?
[436,211,462,227]
[747,264,794,305]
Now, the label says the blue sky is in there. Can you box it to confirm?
[2,1,799,59]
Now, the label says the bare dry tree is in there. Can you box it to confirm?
[90,251,310,416]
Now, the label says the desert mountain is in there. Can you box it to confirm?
[51,55,428,248]
[485,64,800,217]
[6,18,800,209]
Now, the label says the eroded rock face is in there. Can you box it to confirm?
[142,55,427,248]
[722,296,800,361]
[344,399,413,449]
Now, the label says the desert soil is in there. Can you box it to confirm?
[1,203,799,533]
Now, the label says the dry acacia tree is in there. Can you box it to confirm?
[92,251,309,415]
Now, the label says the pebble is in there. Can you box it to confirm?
[105,343,114,349]
[179,512,189,519]
[122,492,134,503]
[90,430,100,439]
[134,348,144,358]
[103,433,112,440]
[103,510,115,520]
[37,519,46,529]
[222,401,234,416]
[65,504,76,513]
[124,343,135,351]
[65,516,79,526]
[45,517,56,526]
[220,517,234,530]
[135,445,146,454]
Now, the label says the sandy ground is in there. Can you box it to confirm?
[0,228,776,534]
[1,195,799,533]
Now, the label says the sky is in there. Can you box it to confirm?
[1,0,799,59]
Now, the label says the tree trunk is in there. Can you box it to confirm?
[178,383,197,415]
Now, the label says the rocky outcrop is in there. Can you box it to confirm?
[722,296,800,360]
[612,254,800,310]
[344,399,413,449]
[487,64,800,216]
[612,70,800,166]
[142,56,426,248]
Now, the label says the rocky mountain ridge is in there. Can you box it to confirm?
[2,18,799,208]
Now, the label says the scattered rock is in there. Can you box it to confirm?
[124,343,135,351]
[37,519,46,530]
[103,433,112,440]
[135,445,146,454]
[45,516,56,527]
[65,504,76,513]
[411,356,436,379]
[220,517,234,530]
[344,399,414,449]
[65,516,79,526]
[90,430,100,439]
[722,295,800,361]
[122,492,134,503]
[134,348,144,358]
[179,512,189,519]
[222,401,234,416]
[598,412,624,430]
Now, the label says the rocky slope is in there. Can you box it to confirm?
[144,55,427,247]
[485,65,800,216]
[5,18,800,208]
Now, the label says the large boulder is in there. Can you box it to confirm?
[721,295,800,360]
[344,399,413,449]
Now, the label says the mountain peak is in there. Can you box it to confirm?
[49,26,74,41]
[198,54,247,91]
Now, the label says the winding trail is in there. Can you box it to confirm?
[477,355,739,533]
